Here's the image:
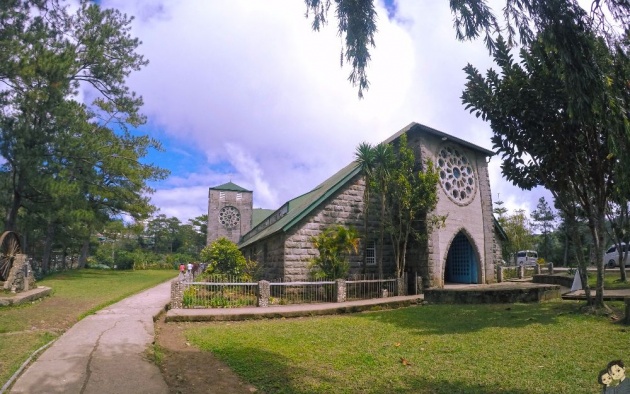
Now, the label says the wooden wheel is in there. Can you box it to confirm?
[0,231,21,281]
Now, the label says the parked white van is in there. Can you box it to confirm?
[603,243,630,268]
[516,250,538,266]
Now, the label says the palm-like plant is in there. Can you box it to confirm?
[372,143,394,277]
[310,225,359,279]
[354,142,376,272]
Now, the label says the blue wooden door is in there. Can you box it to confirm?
[446,232,478,284]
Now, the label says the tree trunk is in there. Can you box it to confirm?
[78,238,90,268]
[377,198,385,277]
[61,247,68,270]
[562,231,570,267]
[41,221,55,273]
[568,213,593,305]
[588,212,606,309]
[4,189,21,232]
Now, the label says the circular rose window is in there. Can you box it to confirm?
[219,206,240,229]
[437,145,476,205]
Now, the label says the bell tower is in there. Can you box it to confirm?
[206,182,253,245]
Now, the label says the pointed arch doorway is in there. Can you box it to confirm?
[445,232,479,284]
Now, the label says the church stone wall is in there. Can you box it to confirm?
[478,159,498,284]
[207,189,253,245]
[420,133,494,287]
[282,175,395,281]
[283,175,364,281]
[241,236,285,280]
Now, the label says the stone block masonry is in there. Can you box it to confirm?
[3,254,35,293]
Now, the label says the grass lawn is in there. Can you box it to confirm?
[187,300,630,393]
[0,269,175,386]
[591,270,630,289]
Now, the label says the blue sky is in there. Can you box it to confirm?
[99,0,553,222]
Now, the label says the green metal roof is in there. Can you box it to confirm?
[252,208,275,228]
[238,122,495,249]
[239,161,361,248]
[210,181,251,192]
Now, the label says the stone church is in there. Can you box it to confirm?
[207,122,505,290]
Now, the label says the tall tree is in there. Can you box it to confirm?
[461,14,628,308]
[354,142,376,271]
[304,0,629,97]
[500,209,535,264]
[382,134,440,279]
[530,197,556,261]
[0,0,154,232]
[372,142,394,276]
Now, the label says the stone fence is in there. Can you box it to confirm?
[495,263,560,283]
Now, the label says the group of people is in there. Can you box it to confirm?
[599,360,630,393]
[177,262,207,279]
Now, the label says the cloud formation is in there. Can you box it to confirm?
[101,0,551,221]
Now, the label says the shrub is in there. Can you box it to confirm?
[200,238,248,277]
[310,225,359,279]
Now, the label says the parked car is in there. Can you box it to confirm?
[516,250,538,267]
[603,243,630,268]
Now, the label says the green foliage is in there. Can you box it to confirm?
[383,134,441,278]
[498,208,535,263]
[305,0,628,98]
[200,237,248,277]
[310,225,359,279]
[305,0,377,98]
[530,197,557,261]
[182,286,197,308]
[0,0,167,269]
[353,134,441,277]
[462,23,628,307]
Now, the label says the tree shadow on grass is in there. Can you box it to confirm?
[208,345,537,394]
[354,301,583,335]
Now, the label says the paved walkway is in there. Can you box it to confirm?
[10,281,172,394]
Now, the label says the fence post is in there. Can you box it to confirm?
[396,276,406,296]
[518,265,524,279]
[535,264,541,275]
[625,298,630,325]
[170,280,184,309]
[257,280,270,307]
[335,279,347,303]
[547,262,554,275]
[497,266,504,283]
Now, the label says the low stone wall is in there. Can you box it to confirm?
[532,274,574,288]
[3,254,35,292]
[424,284,561,304]
[0,286,51,306]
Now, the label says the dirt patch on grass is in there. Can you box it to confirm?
[155,317,258,394]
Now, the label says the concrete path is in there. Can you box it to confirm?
[10,280,172,394]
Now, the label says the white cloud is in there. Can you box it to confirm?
[100,0,549,221]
